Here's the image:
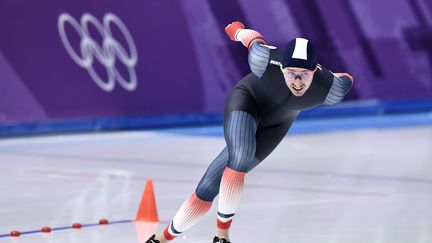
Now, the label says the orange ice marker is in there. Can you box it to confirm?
[99,219,109,225]
[136,179,159,222]
[72,223,82,229]
[41,226,52,233]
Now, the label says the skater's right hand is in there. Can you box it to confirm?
[225,21,245,41]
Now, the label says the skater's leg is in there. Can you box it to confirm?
[246,119,295,171]
[216,111,257,240]
[155,148,229,242]
[195,147,229,201]
[215,119,293,241]
[162,193,212,241]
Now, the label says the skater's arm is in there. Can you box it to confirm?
[324,73,354,105]
[247,42,271,78]
[225,21,271,78]
[225,21,267,48]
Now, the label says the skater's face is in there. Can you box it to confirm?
[281,67,317,96]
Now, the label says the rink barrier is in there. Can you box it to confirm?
[1,99,432,137]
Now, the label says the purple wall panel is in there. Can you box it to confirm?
[0,0,431,124]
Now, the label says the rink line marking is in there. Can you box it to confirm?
[0,220,133,238]
[247,184,388,197]
[0,149,203,168]
[1,149,432,185]
[0,219,171,239]
[0,168,390,197]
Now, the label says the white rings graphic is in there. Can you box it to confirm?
[58,13,138,92]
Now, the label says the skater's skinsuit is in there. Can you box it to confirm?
[161,40,354,239]
[195,42,353,201]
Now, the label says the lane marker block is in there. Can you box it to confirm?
[72,223,82,229]
[99,219,109,225]
[41,227,52,233]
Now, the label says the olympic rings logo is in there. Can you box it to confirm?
[58,13,138,92]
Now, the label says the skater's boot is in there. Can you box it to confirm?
[213,236,231,243]
[146,234,160,243]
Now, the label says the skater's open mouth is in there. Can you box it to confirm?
[292,86,304,92]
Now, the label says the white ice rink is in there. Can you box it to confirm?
[0,125,431,242]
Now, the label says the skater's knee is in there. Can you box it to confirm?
[228,147,256,172]
[195,177,221,202]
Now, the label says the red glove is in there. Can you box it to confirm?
[335,73,354,83]
[225,21,245,41]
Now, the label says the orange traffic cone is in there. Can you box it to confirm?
[136,179,159,222]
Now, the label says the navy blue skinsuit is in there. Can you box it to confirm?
[195,42,353,202]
